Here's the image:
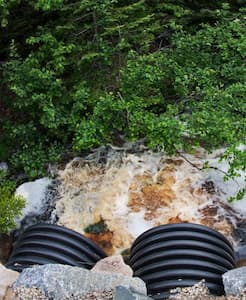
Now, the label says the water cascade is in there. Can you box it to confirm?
[20,144,243,256]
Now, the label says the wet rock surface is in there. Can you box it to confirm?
[13,145,246,257]
[52,148,246,254]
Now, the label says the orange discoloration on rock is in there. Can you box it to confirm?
[201,217,234,244]
[85,231,114,256]
[156,173,176,186]
[142,184,175,206]
[168,215,184,224]
[128,194,142,212]
[129,173,153,190]
[111,230,134,251]
[164,158,184,166]
[199,203,235,244]
[128,173,154,213]
[57,150,244,255]
[156,165,175,182]
[128,167,176,220]
[193,187,205,197]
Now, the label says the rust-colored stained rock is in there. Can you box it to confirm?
[202,217,234,244]
[129,184,176,220]
[156,170,176,185]
[109,228,133,252]
[142,184,174,204]
[85,231,114,256]
[91,255,133,277]
[164,158,184,166]
[168,215,184,224]
[200,202,236,244]
[128,174,153,191]
[128,168,176,221]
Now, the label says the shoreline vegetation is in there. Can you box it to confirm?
[0,0,245,231]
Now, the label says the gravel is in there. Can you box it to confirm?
[13,287,114,300]
[168,281,246,300]
[13,280,246,300]
[13,287,47,300]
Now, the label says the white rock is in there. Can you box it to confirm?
[15,178,51,222]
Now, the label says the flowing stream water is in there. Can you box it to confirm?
[15,144,246,258]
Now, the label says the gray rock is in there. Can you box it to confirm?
[222,266,246,296]
[114,286,153,300]
[13,264,147,300]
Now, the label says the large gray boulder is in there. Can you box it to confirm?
[13,264,147,300]
[222,266,246,296]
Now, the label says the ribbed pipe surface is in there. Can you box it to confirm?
[6,223,107,272]
[129,223,235,299]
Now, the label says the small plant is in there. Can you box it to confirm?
[84,220,108,234]
[0,171,25,233]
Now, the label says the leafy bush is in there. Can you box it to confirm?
[0,171,25,233]
[10,141,63,179]
[0,0,245,198]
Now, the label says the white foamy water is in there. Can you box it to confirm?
[54,147,245,253]
[14,145,245,254]
[184,148,246,213]
[15,177,51,222]
[127,210,154,238]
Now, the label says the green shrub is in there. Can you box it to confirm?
[0,171,25,233]
[0,0,245,199]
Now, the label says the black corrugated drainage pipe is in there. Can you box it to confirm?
[129,223,236,300]
[6,223,107,272]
